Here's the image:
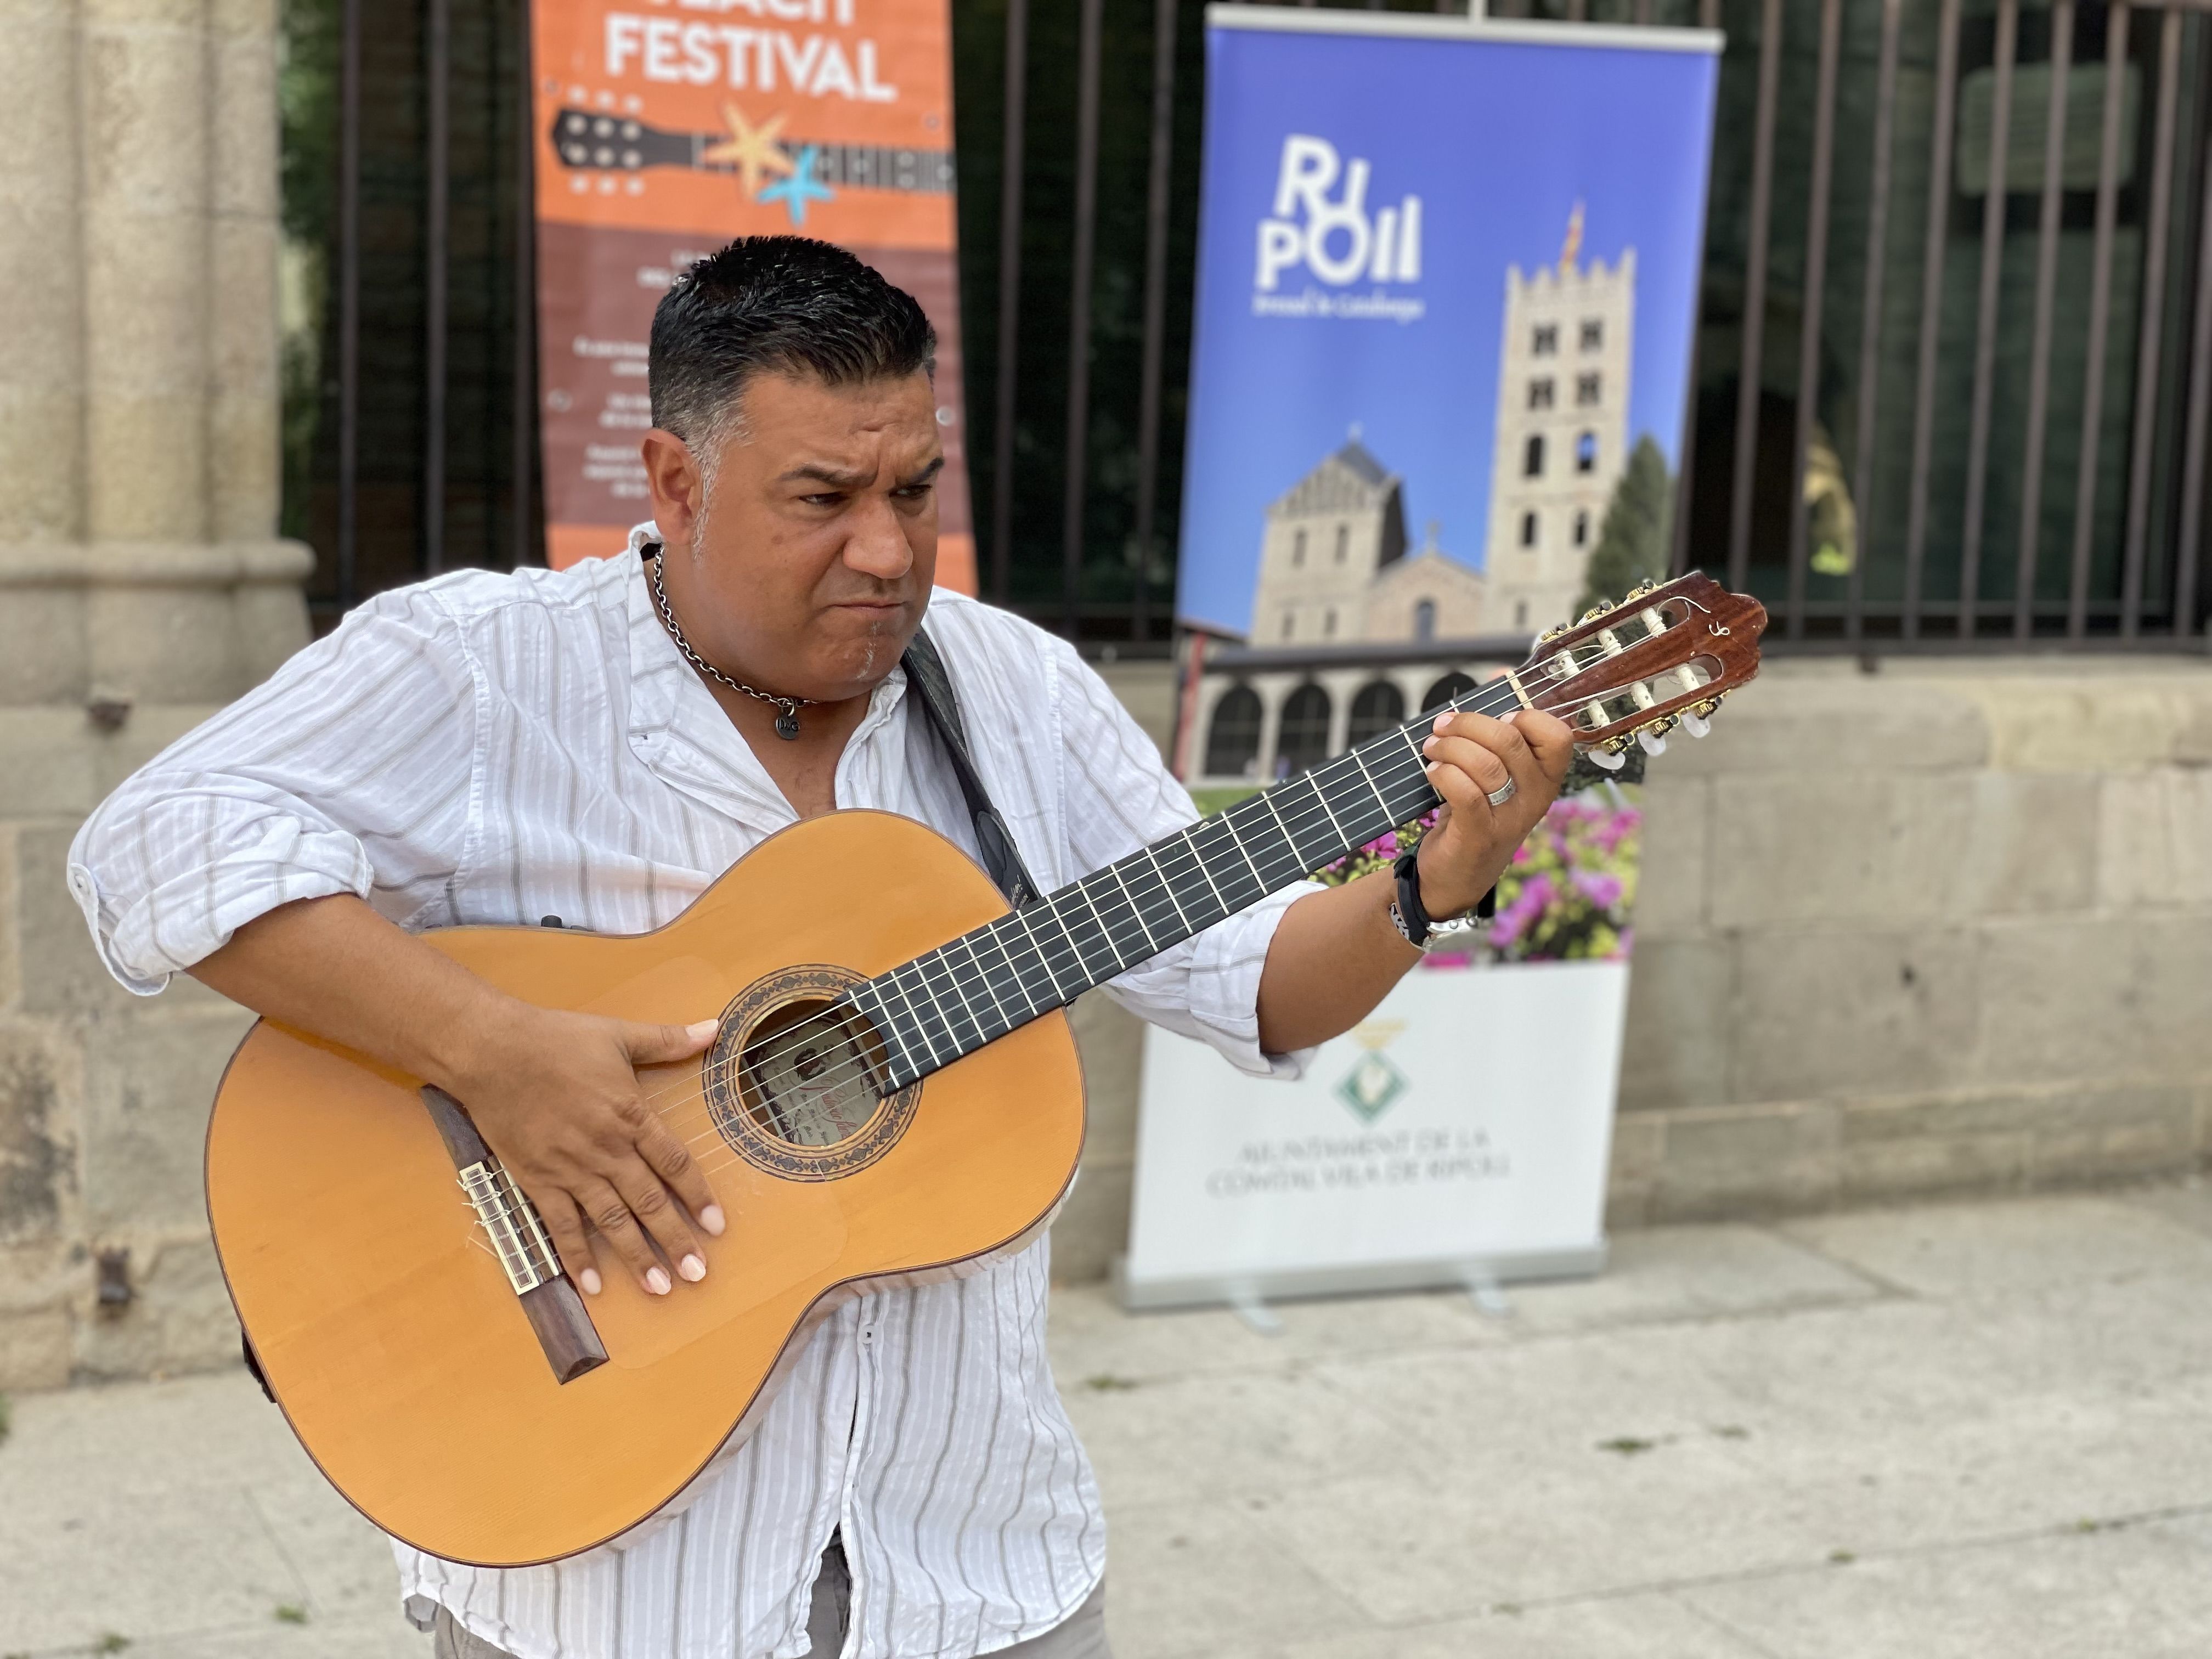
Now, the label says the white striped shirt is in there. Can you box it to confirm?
[67,528,1311,1659]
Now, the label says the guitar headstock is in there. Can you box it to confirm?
[1516,572,1767,753]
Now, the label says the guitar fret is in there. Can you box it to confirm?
[1349,749,1396,821]
[1105,863,1162,953]
[848,984,912,1082]
[1070,879,1137,979]
[989,916,1052,1015]
[1180,825,1233,915]
[1256,793,1309,879]
[1007,906,1074,1003]
[1214,808,1271,894]
[1141,847,1194,931]
[1190,816,1264,912]
[1048,884,1124,986]
[889,961,950,1070]
[917,947,989,1051]
[948,935,1013,1037]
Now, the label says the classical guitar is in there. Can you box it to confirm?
[206,572,1765,1566]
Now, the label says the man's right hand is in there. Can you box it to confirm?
[187,894,727,1301]
[450,1006,726,1296]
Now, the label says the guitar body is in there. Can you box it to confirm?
[205,810,1084,1567]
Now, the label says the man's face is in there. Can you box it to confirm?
[641,368,941,703]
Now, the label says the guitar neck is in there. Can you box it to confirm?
[850,675,1525,1090]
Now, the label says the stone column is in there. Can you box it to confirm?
[0,0,311,1387]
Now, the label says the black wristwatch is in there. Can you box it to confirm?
[1389,851,1496,950]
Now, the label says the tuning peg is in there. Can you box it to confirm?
[1537,622,1570,645]
[1680,710,1712,739]
[1626,578,1661,600]
[1637,725,1669,756]
[1585,744,1628,772]
[1580,600,1616,624]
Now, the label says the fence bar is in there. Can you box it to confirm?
[1957,0,2017,639]
[336,0,362,609]
[1131,0,1180,645]
[2012,0,2072,639]
[511,0,536,570]
[2176,126,2212,641]
[2121,6,2182,635]
[425,0,452,577]
[2066,2,2129,637]
[989,0,1030,606]
[1699,0,1717,30]
[1846,0,1902,640]
[1903,0,1962,639]
[1060,0,1106,639]
[1726,0,1783,594]
[1783,0,1842,640]
[1634,0,1652,24]
[2176,107,2212,639]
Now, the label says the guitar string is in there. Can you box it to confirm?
[608,620,1696,1137]
[630,635,1709,1149]
[620,634,1689,1138]
[619,649,1658,1153]
[623,665,1547,1135]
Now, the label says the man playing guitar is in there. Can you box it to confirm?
[68,236,1573,1659]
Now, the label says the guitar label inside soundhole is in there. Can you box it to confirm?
[703,964,921,1183]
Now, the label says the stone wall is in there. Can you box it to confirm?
[0,0,312,1390]
[1048,654,2212,1278]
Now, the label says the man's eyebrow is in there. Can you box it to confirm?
[900,457,946,487]
[776,462,874,489]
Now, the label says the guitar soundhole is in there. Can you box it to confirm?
[703,964,921,1183]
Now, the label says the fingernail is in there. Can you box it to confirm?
[679,1254,707,1282]
[1421,736,1438,755]
[579,1267,602,1296]
[701,1204,726,1236]
[1502,709,1521,724]
[1425,762,1442,780]
[1432,713,1452,732]
[686,1019,720,1041]
[646,1266,672,1296]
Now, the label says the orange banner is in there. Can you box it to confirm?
[531,0,974,590]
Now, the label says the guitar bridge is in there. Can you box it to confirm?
[421,1087,607,1384]
[458,1157,560,1295]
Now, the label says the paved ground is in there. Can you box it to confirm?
[9,1186,2212,1658]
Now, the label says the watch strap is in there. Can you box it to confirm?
[1392,849,1498,949]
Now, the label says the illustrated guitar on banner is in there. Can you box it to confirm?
[528,0,975,588]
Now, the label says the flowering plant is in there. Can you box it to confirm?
[1310,791,1641,966]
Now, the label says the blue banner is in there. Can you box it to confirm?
[1173,10,1719,746]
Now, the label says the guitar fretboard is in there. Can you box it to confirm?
[848,675,1526,1090]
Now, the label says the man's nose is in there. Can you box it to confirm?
[841,495,915,581]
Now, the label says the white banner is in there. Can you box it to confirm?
[1122,960,1626,1307]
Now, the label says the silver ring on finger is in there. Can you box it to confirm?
[1486,777,1518,808]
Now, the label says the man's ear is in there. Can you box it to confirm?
[640,430,704,548]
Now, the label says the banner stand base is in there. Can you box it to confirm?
[1110,1241,1607,1316]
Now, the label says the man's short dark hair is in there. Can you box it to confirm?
[648,236,935,455]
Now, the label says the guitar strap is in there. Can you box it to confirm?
[901,625,1042,910]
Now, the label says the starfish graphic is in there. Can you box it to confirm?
[701,101,793,196]
[758,145,834,227]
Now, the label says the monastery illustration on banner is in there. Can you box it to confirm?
[1179,210,1645,786]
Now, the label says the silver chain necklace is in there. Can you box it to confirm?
[644,545,815,740]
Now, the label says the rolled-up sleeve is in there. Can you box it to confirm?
[67,588,480,994]
[1048,642,1319,1080]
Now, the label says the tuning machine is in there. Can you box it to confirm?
[1537,620,1572,645]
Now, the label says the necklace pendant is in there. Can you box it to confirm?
[774,710,802,741]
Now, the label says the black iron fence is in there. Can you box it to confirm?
[281,0,2212,647]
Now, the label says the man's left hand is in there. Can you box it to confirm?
[1412,706,1579,921]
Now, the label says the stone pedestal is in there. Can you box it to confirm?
[0,0,311,1387]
